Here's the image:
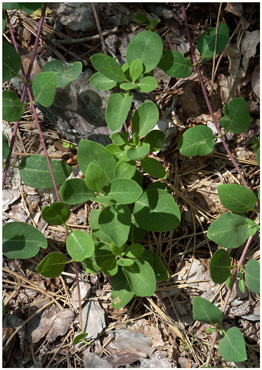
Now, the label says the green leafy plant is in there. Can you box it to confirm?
[179,7,260,366]
[2,4,260,363]
[132,12,159,31]
[3,28,186,308]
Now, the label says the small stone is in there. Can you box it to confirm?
[82,301,106,340]
[83,353,112,368]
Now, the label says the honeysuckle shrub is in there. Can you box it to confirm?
[2,4,260,362]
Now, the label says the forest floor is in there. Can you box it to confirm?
[2,3,260,368]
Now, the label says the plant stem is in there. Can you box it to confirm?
[3,4,60,200]
[180,3,248,188]
[180,5,257,367]
[205,235,254,367]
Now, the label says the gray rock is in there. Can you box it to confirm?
[54,3,95,32]
[83,353,112,368]
[38,70,113,145]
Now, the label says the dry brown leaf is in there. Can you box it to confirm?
[107,328,154,356]
[104,350,145,367]
[46,309,74,342]
[30,305,59,343]
[224,3,243,17]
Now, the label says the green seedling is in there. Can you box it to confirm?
[132,12,159,31]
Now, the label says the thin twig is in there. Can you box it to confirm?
[54,27,118,44]
[91,3,107,54]
[211,3,223,88]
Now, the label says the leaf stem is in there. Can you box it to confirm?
[180,3,248,188]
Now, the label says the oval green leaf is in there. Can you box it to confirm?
[59,178,95,205]
[3,41,22,81]
[3,12,6,33]
[72,333,89,345]
[130,59,143,82]
[3,222,47,259]
[178,125,215,156]
[105,92,133,131]
[77,139,117,184]
[125,243,145,258]
[193,296,223,325]
[106,144,124,157]
[101,258,118,276]
[143,129,166,152]
[132,101,159,138]
[158,50,192,78]
[217,184,257,213]
[111,268,134,308]
[197,23,229,59]
[256,148,260,167]
[124,143,150,161]
[133,188,181,232]
[36,252,66,278]
[95,243,115,267]
[66,230,94,261]
[19,155,72,189]
[219,97,250,134]
[117,258,134,267]
[41,59,64,73]
[210,249,232,284]
[129,219,148,243]
[245,259,260,294]
[110,244,124,256]
[126,31,163,73]
[141,156,166,178]
[99,204,131,247]
[218,327,247,362]
[108,178,143,204]
[151,253,170,281]
[82,257,101,274]
[85,162,106,193]
[137,76,158,92]
[56,61,82,87]
[207,213,258,249]
[41,202,71,225]
[89,72,117,90]
[110,132,129,146]
[120,82,137,90]
[32,71,57,107]
[89,208,112,244]
[2,134,9,159]
[123,258,156,297]
[91,53,128,82]
[114,159,137,179]
[3,90,25,122]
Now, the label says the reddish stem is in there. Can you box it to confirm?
[3,4,60,200]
